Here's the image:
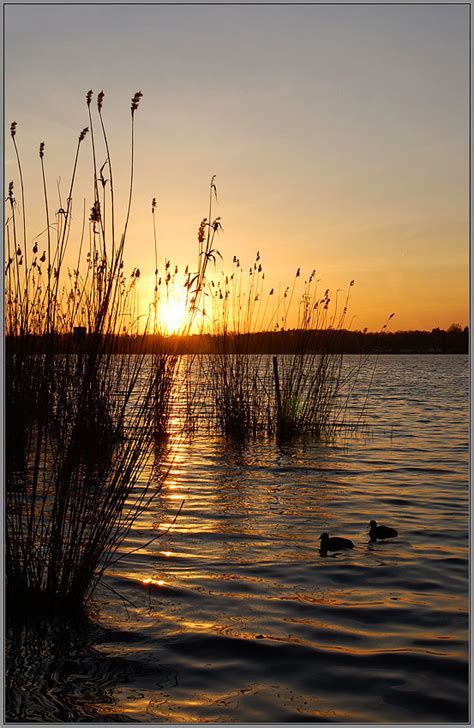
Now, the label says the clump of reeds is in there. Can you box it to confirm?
[205,253,265,439]
[5,91,183,613]
[148,177,224,440]
[199,257,365,441]
[270,272,353,440]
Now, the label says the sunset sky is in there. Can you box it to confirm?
[5,3,469,332]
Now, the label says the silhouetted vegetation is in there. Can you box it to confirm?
[5,91,212,615]
[7,89,464,618]
[15,325,467,356]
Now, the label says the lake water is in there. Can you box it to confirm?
[6,355,469,723]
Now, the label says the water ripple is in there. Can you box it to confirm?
[7,355,469,723]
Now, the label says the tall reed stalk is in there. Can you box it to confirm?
[5,91,188,613]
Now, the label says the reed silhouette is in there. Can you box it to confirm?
[5,91,379,618]
[5,91,210,614]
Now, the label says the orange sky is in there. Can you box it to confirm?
[5,4,469,332]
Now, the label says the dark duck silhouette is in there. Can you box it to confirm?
[319,532,354,553]
[369,520,398,541]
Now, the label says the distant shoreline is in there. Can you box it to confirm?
[6,326,468,355]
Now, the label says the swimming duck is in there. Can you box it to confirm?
[319,532,354,553]
[369,520,398,541]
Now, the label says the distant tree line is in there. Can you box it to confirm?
[168,325,469,355]
[7,324,468,355]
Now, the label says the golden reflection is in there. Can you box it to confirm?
[154,549,193,559]
[110,697,152,716]
[112,692,364,723]
[179,619,217,630]
[141,577,168,587]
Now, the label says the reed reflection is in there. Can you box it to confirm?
[6,615,131,722]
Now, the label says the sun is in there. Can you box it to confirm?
[139,276,192,335]
[159,299,188,335]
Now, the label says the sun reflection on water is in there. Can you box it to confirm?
[89,356,468,723]
[141,577,168,587]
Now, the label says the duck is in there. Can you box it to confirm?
[369,520,398,541]
[319,532,354,553]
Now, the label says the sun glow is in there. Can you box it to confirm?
[143,290,190,335]
[159,299,188,335]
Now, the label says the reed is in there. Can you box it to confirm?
[5,91,182,613]
[199,258,363,441]
[202,252,270,439]
[270,274,353,440]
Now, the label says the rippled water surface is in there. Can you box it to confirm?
[7,355,469,723]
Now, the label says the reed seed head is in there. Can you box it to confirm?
[198,218,207,243]
[39,142,45,159]
[79,127,89,142]
[97,91,105,111]
[86,89,93,107]
[89,200,101,223]
[131,91,143,115]
[210,174,217,200]
[10,121,17,138]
